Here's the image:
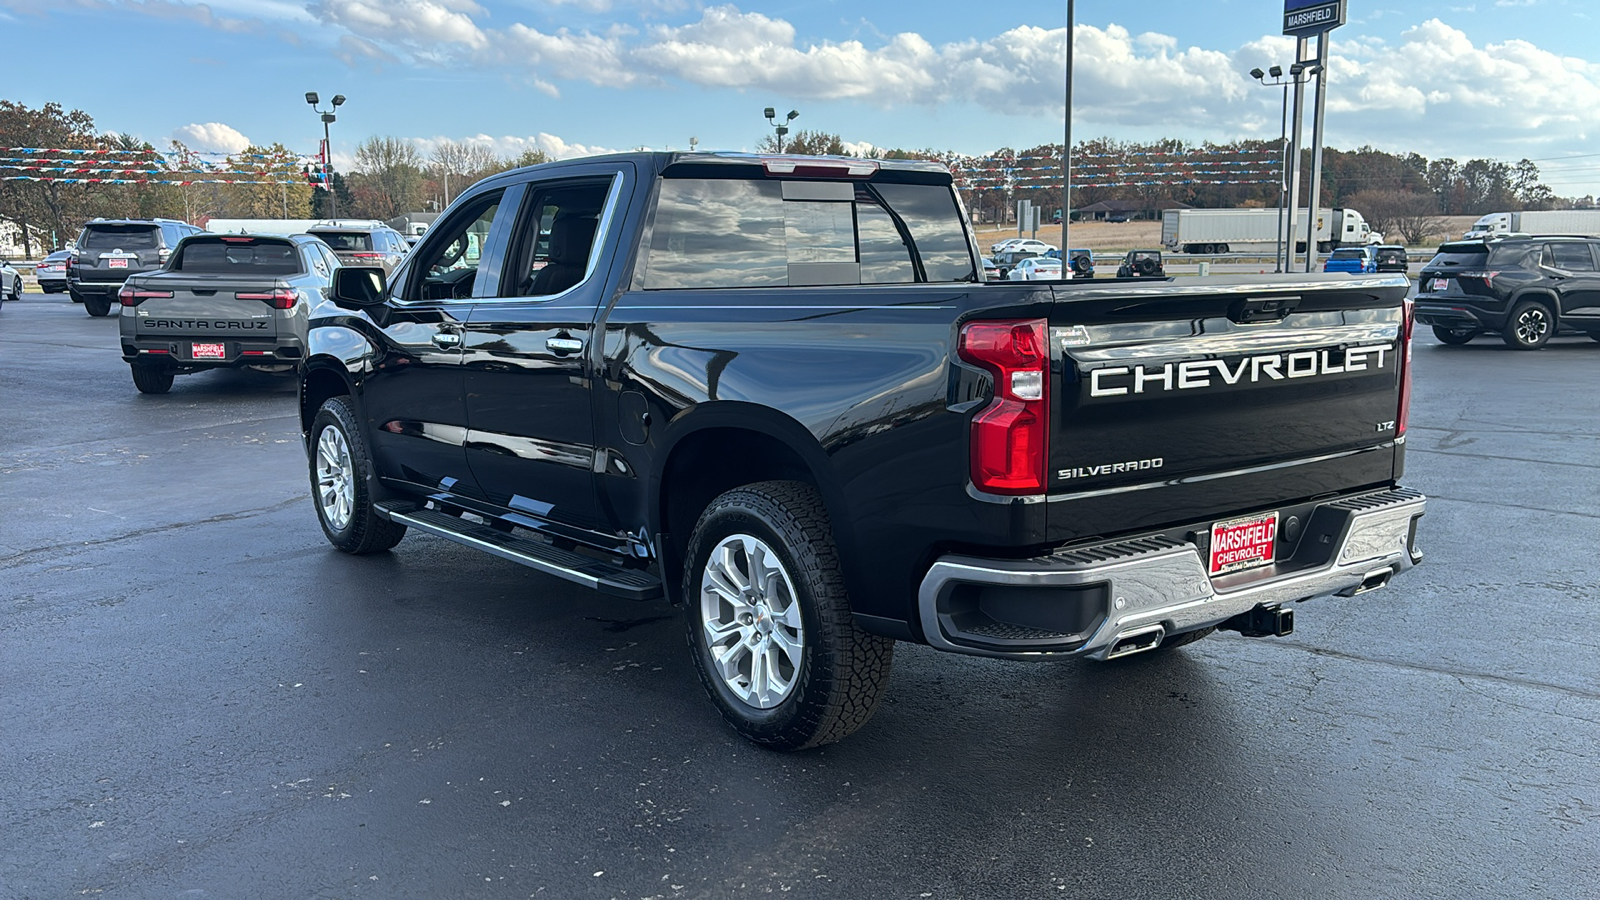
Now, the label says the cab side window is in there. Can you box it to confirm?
[503,178,613,298]
[1547,243,1597,271]
[409,191,503,301]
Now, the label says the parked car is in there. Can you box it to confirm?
[1324,246,1378,274]
[35,249,71,293]
[1372,245,1410,274]
[1414,235,1600,349]
[1007,257,1066,281]
[68,218,204,317]
[305,221,409,276]
[989,237,1030,255]
[1115,249,1165,278]
[1106,214,1129,223]
[981,258,1001,281]
[1046,248,1095,278]
[0,258,20,306]
[118,233,339,393]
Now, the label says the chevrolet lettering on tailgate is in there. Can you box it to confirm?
[1089,343,1390,398]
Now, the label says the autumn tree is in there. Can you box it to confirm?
[346,136,426,220]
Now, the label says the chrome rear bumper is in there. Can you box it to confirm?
[917,487,1425,661]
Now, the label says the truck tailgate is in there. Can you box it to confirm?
[125,274,286,339]
[1045,276,1409,541]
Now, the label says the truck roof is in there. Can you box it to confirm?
[475,151,953,189]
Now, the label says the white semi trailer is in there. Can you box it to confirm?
[1161,207,1378,254]
[1464,210,1600,238]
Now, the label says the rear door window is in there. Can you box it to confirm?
[1544,243,1597,271]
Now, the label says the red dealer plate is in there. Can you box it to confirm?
[1209,511,1279,576]
[1431,277,1448,291]
[192,342,226,359]
[108,258,128,268]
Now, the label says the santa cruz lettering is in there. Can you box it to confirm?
[140,320,269,330]
[1088,343,1390,398]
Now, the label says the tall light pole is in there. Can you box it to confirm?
[764,107,799,154]
[1251,64,1304,273]
[1062,0,1074,258]
[306,91,345,219]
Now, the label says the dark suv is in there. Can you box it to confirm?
[1415,236,1600,349]
[305,221,408,277]
[68,218,203,317]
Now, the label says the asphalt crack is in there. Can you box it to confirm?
[0,495,308,566]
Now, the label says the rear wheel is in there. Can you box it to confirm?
[129,364,174,394]
[310,396,408,554]
[1501,299,1554,350]
[1431,325,1477,345]
[683,480,894,751]
[83,294,113,317]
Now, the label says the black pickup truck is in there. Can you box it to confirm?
[299,152,1425,750]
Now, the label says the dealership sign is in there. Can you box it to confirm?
[1284,0,1345,36]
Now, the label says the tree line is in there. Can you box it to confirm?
[0,101,546,256]
[2,99,1587,256]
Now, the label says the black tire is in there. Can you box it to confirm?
[129,364,174,394]
[83,294,113,317]
[309,395,407,554]
[683,480,894,751]
[1501,299,1554,350]
[1431,324,1477,345]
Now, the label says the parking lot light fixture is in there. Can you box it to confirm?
[307,91,345,218]
[764,107,799,154]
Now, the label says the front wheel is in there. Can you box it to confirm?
[309,395,407,554]
[683,481,894,751]
[1432,325,1477,345]
[1502,299,1554,350]
[83,294,112,317]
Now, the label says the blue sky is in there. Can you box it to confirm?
[3,0,1598,195]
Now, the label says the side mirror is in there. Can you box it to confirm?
[331,266,388,309]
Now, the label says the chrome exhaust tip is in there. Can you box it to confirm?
[1105,625,1166,659]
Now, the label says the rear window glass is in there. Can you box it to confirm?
[1329,248,1365,260]
[640,176,975,289]
[1426,243,1489,269]
[173,238,303,275]
[312,231,373,252]
[80,225,159,251]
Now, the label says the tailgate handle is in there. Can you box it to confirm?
[1229,296,1300,324]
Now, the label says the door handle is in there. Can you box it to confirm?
[431,331,462,348]
[547,337,584,354]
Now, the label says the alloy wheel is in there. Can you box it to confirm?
[315,426,356,532]
[699,533,805,709]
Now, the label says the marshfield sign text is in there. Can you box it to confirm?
[1284,0,1345,36]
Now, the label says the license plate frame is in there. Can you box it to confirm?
[1430,277,1448,292]
[1208,511,1279,576]
[192,342,226,360]
[108,258,128,269]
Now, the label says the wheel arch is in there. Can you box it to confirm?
[652,403,849,605]
[299,358,356,437]
[1510,288,1561,322]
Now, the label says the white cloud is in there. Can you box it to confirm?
[172,122,252,153]
[310,0,489,52]
[411,132,624,161]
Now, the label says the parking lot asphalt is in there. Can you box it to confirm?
[3,294,1597,899]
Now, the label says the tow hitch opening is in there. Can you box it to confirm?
[1222,605,1295,638]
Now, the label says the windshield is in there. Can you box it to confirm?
[80,225,159,251]
[312,231,373,252]
[173,237,302,275]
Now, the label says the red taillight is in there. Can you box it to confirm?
[118,286,174,306]
[236,289,298,309]
[957,319,1050,495]
[350,252,385,260]
[1397,298,1414,437]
